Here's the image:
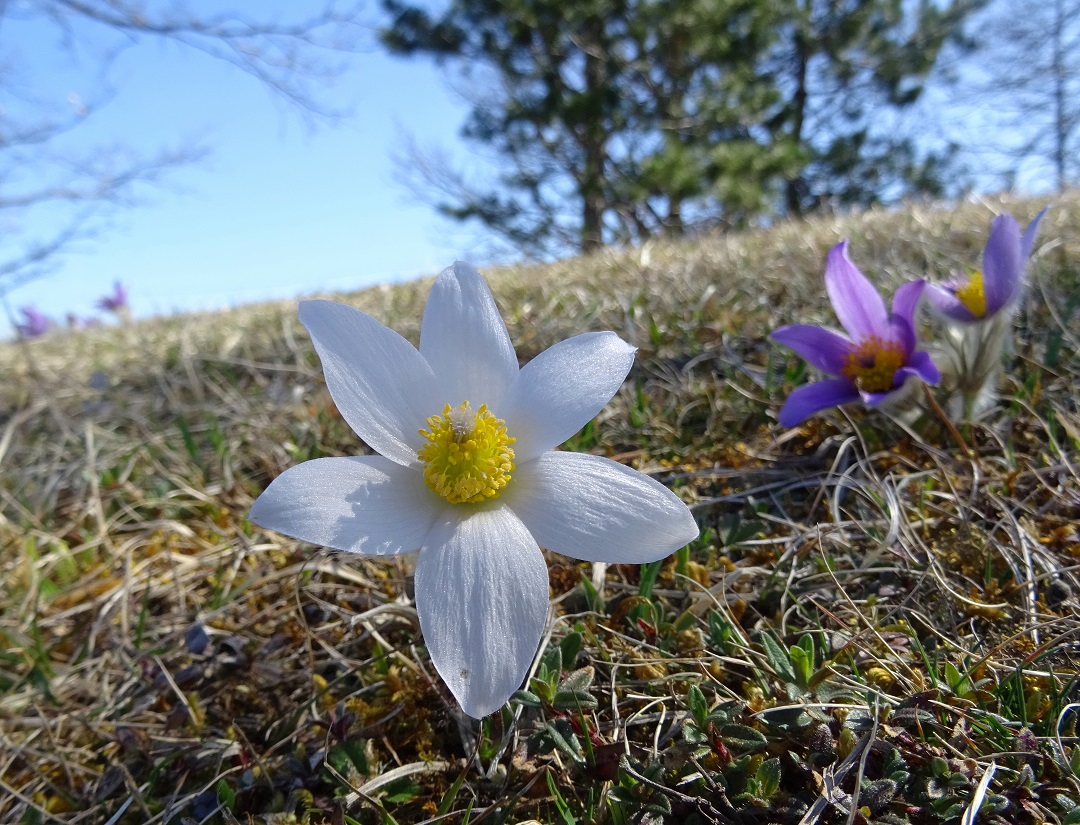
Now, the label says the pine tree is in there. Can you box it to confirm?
[382,0,977,255]
[769,0,980,214]
[382,0,800,256]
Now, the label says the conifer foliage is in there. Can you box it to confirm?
[381,0,977,255]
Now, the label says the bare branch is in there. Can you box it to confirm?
[34,0,368,119]
[0,1,372,296]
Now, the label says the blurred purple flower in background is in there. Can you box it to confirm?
[96,281,129,314]
[771,241,941,427]
[15,306,53,338]
[925,208,1049,419]
[926,209,1046,323]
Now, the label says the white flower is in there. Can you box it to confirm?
[250,262,699,718]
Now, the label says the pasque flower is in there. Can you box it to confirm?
[926,209,1046,323]
[250,262,698,718]
[771,240,941,427]
[96,281,129,314]
[925,208,1047,419]
[15,305,52,338]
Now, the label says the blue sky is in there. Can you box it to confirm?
[1,2,477,336]
[1,1,1060,339]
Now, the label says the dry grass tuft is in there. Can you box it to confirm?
[2,191,1078,824]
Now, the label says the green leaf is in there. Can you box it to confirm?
[558,666,594,694]
[674,609,696,633]
[540,646,562,680]
[176,417,203,474]
[687,684,708,726]
[511,690,542,708]
[760,633,798,685]
[788,645,811,690]
[382,778,420,804]
[544,720,585,763]
[553,689,598,711]
[341,739,370,775]
[756,757,782,799]
[437,770,467,816]
[216,778,236,811]
[682,722,708,746]
[559,632,583,667]
[326,743,362,777]
[708,611,732,648]
[579,573,605,613]
[944,661,966,694]
[719,723,767,752]
[638,560,661,598]
[546,770,578,825]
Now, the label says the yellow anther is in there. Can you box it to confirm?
[955,270,987,318]
[842,336,906,394]
[417,401,515,504]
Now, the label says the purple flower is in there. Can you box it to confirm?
[15,305,53,338]
[96,281,128,314]
[926,209,1046,322]
[770,240,941,427]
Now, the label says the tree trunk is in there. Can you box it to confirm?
[785,29,809,216]
[580,19,607,254]
[1052,0,1067,190]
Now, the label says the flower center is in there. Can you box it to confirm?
[954,270,987,318]
[417,401,516,504]
[842,336,906,394]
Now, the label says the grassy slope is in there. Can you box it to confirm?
[1,193,1078,825]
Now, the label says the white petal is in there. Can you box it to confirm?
[505,452,699,563]
[300,300,437,466]
[501,332,635,461]
[249,456,440,555]
[419,262,518,410]
[415,505,548,718]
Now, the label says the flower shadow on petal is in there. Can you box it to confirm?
[250,456,438,556]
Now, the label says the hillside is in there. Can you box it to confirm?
[1,193,1078,824]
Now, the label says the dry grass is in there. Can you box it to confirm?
[1,192,1078,825]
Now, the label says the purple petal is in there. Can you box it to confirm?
[861,351,941,407]
[1020,207,1048,262]
[888,279,925,354]
[888,315,916,356]
[777,378,860,427]
[924,283,978,323]
[901,350,941,386]
[982,213,1022,315]
[861,388,899,407]
[17,306,52,337]
[770,324,852,376]
[891,280,925,333]
[825,240,889,340]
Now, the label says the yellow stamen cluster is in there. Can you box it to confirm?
[417,401,515,504]
[955,270,987,318]
[842,336,906,394]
